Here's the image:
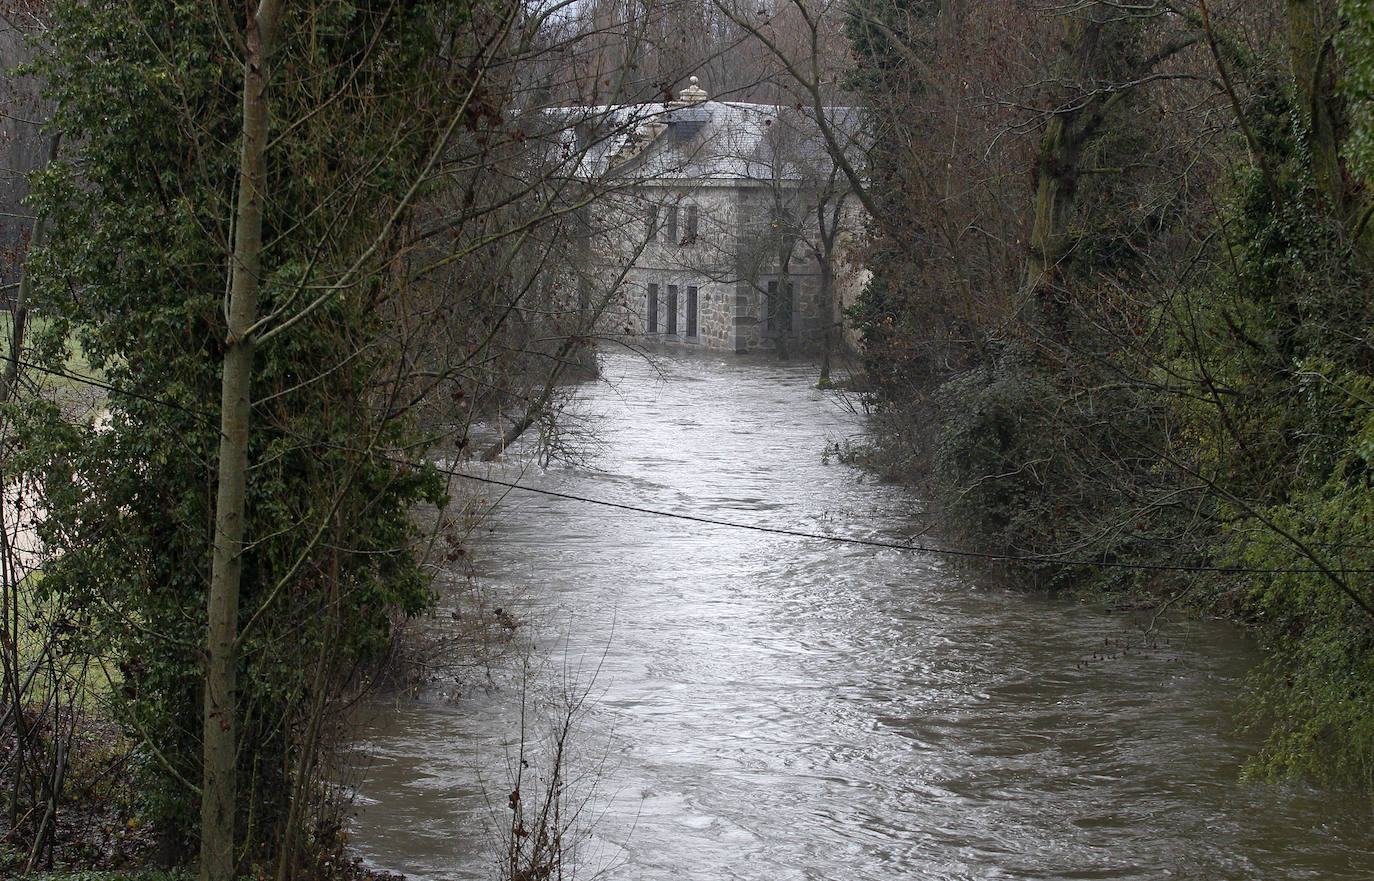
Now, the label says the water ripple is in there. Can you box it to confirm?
[348,350,1373,881]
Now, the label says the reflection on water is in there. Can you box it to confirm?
[348,349,1373,880]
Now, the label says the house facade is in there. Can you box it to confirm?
[581,79,866,355]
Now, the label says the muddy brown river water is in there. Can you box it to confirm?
[347,349,1373,880]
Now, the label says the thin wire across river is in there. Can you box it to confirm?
[348,349,1373,881]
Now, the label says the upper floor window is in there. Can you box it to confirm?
[665,206,679,246]
[646,204,659,243]
[685,204,699,245]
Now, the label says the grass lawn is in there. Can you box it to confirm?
[4,314,138,874]
[1,311,108,412]
[2,311,96,374]
[28,872,186,881]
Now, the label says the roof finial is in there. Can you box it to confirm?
[677,75,708,104]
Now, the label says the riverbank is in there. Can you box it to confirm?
[29,871,182,881]
[23,861,403,881]
[846,364,1374,790]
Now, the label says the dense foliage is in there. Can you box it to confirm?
[844,0,1374,784]
[17,0,454,868]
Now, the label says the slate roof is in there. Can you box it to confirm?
[545,94,864,185]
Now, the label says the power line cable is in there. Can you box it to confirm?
[12,354,1374,575]
[9,357,216,423]
[424,462,1374,575]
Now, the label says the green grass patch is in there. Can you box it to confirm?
[27,870,186,881]
[8,571,123,710]
[2,312,98,381]
[1,312,110,414]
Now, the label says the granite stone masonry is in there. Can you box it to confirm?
[571,77,867,355]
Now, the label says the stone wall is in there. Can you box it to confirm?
[600,179,848,355]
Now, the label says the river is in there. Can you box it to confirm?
[347,349,1372,880]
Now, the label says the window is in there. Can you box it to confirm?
[686,285,698,339]
[665,206,678,247]
[646,204,659,243]
[666,284,678,336]
[685,205,699,245]
[646,283,658,334]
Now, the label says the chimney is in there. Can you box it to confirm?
[674,75,708,105]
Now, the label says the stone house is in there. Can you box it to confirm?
[574,78,866,355]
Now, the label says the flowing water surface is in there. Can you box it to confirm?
[348,349,1373,880]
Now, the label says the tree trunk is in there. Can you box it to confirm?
[815,194,843,388]
[0,133,59,406]
[1024,7,1190,299]
[817,255,834,387]
[1027,113,1075,296]
[203,4,280,881]
[773,238,796,361]
[1026,10,1104,297]
[1287,0,1345,217]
